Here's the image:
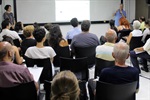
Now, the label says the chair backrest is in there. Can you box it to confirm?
[19,34,25,40]
[60,57,89,81]
[53,46,71,67]
[144,35,150,43]
[67,39,72,44]
[129,36,144,50]
[96,81,137,100]
[118,29,132,41]
[24,56,53,83]
[44,80,88,100]
[74,46,96,68]
[13,39,20,47]
[94,58,115,78]
[0,81,37,100]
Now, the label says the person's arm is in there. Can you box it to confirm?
[13,46,23,64]
[126,32,132,44]
[113,9,119,16]
[134,47,144,52]
[120,10,126,18]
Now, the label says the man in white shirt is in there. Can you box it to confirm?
[130,38,150,73]
[0,19,21,41]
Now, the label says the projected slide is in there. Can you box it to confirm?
[55,0,90,21]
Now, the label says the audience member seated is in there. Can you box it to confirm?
[99,19,118,44]
[21,25,36,57]
[14,21,24,34]
[139,16,146,32]
[130,38,150,73]
[51,71,80,100]
[48,24,69,67]
[96,29,117,61]
[71,20,99,53]
[0,19,22,42]
[88,42,139,96]
[117,17,130,32]
[33,22,40,30]
[142,19,150,43]
[2,35,23,64]
[66,18,81,41]
[126,20,143,44]
[109,19,118,33]
[0,41,38,89]
[25,28,56,75]
[48,24,68,48]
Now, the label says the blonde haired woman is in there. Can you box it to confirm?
[51,71,80,100]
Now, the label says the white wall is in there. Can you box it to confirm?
[124,0,135,22]
[60,24,110,39]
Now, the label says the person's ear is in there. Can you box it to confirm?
[112,52,115,59]
[8,51,12,57]
[126,53,129,59]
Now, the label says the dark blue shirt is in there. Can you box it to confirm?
[99,65,139,89]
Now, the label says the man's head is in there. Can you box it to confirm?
[133,20,141,30]
[1,19,11,29]
[120,4,123,10]
[81,20,91,32]
[105,29,117,43]
[70,18,79,27]
[0,42,14,62]
[112,42,129,63]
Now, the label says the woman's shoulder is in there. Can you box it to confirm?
[59,39,68,47]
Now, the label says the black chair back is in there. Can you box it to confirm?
[25,56,53,83]
[44,80,88,100]
[13,39,20,47]
[96,81,137,100]
[67,39,72,44]
[19,34,25,40]
[118,29,132,41]
[129,36,144,50]
[74,46,96,68]
[0,81,37,100]
[53,46,70,67]
[94,58,115,78]
[144,35,150,43]
[60,57,89,81]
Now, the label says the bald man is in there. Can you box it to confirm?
[0,42,37,88]
[88,42,139,98]
[96,29,117,61]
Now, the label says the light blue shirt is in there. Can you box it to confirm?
[114,9,126,27]
[66,27,81,39]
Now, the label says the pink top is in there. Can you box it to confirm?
[0,61,34,87]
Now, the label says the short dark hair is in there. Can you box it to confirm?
[4,5,11,11]
[139,16,145,22]
[70,18,79,27]
[1,19,10,29]
[14,22,23,33]
[81,20,91,32]
[33,28,46,42]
